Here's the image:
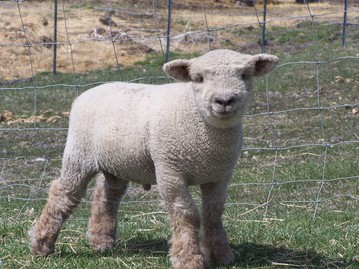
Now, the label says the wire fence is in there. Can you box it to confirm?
[0,0,358,223]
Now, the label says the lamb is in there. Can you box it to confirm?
[28,49,278,269]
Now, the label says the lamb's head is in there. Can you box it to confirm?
[163,49,278,129]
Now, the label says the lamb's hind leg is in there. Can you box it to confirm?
[200,180,234,265]
[87,172,128,251]
[28,162,95,256]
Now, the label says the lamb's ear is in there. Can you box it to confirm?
[251,54,279,77]
[163,59,192,82]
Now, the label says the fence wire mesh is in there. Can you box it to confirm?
[0,0,358,225]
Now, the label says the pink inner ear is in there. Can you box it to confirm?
[165,60,192,82]
[253,55,278,76]
[174,65,191,82]
[255,60,267,74]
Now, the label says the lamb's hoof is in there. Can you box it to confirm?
[87,233,116,252]
[213,248,234,265]
[29,242,55,257]
[28,227,55,257]
[171,254,205,269]
[200,243,234,265]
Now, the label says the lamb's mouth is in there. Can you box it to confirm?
[211,109,236,119]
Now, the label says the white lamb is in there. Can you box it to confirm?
[29,49,278,269]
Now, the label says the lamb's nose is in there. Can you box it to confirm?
[214,97,236,108]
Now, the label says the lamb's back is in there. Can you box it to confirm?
[67,82,184,182]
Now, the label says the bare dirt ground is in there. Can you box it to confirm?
[0,0,357,80]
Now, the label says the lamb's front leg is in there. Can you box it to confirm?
[200,180,234,266]
[157,174,204,269]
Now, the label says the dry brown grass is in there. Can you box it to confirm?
[0,0,354,80]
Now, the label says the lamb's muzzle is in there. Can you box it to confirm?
[212,96,237,115]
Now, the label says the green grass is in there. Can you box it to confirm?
[271,21,342,45]
[0,196,357,268]
[1,19,358,269]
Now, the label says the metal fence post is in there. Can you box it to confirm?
[261,0,268,49]
[342,0,348,47]
[165,0,172,63]
[53,0,58,75]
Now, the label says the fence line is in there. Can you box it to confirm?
[45,0,356,74]
[0,0,358,222]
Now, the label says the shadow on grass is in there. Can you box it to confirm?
[116,239,354,269]
[229,242,354,269]
[58,239,355,268]
[120,238,169,256]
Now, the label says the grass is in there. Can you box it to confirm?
[1,7,359,269]
[0,197,357,268]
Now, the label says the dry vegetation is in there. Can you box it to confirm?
[0,0,356,80]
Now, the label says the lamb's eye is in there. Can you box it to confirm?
[194,74,204,83]
[241,73,248,80]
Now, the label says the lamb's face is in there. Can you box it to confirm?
[163,49,278,129]
[189,52,255,128]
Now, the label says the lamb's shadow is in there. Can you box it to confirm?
[115,238,169,257]
[63,239,355,268]
[230,242,354,269]
[113,239,354,268]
